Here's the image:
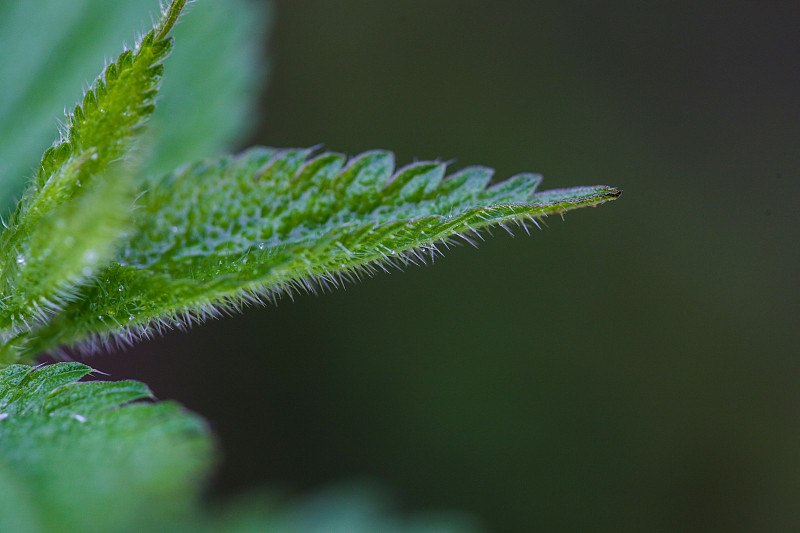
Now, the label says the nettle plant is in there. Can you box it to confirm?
[0,1,619,531]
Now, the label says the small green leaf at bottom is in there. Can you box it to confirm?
[0,362,212,533]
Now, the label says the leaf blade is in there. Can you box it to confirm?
[14,148,619,359]
[0,363,212,533]
[0,170,134,335]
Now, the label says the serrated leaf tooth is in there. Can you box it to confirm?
[94,77,107,98]
[81,89,98,115]
[44,380,152,415]
[72,104,86,123]
[237,145,277,162]
[104,62,119,82]
[145,64,165,81]
[437,165,494,198]
[151,37,174,59]
[117,49,134,70]
[340,150,394,182]
[336,150,394,200]
[293,152,346,194]
[257,148,312,187]
[136,104,157,117]
[135,31,156,55]
[53,142,73,166]
[384,162,445,205]
[479,173,539,206]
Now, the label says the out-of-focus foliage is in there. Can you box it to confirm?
[0,0,268,212]
[214,484,481,533]
[0,362,211,533]
[0,363,479,533]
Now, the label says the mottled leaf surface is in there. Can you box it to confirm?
[17,147,619,359]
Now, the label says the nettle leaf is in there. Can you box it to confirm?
[21,0,180,218]
[0,0,268,212]
[0,364,473,533]
[0,362,211,533]
[17,148,620,359]
[0,0,188,361]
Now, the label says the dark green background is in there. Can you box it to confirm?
[92,1,799,531]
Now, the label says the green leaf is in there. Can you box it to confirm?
[15,148,619,359]
[215,484,481,533]
[0,0,269,213]
[0,170,134,338]
[6,0,184,230]
[145,0,271,177]
[0,362,212,533]
[0,0,190,360]
[0,364,476,533]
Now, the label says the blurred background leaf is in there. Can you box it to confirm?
[0,0,268,212]
[0,364,476,533]
[19,0,800,532]
[214,483,480,533]
[0,363,212,533]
